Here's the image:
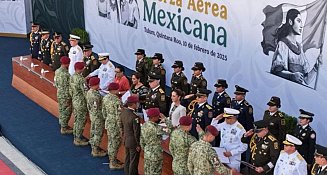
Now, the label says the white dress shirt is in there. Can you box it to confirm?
[274,150,307,175]
[169,102,186,127]
[68,45,83,75]
[89,60,115,91]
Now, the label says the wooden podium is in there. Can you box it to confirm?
[11,56,173,175]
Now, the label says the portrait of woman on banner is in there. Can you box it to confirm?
[270,9,322,86]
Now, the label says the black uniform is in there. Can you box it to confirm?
[51,41,69,71]
[311,163,327,175]
[149,64,166,89]
[294,124,316,165]
[39,37,53,65]
[131,84,149,113]
[263,110,286,147]
[135,58,149,85]
[82,52,100,77]
[212,91,231,117]
[190,102,213,139]
[189,75,207,95]
[120,107,141,175]
[144,86,167,115]
[231,99,254,131]
[242,133,280,175]
[171,72,188,93]
[30,31,41,59]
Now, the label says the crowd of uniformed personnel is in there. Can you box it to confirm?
[30,23,327,175]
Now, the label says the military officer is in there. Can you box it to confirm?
[190,88,213,139]
[144,74,167,115]
[263,96,286,147]
[274,134,307,175]
[120,96,141,175]
[54,56,73,134]
[51,32,69,70]
[188,125,234,175]
[148,53,166,89]
[214,108,247,171]
[30,22,41,59]
[70,62,89,146]
[140,108,173,175]
[82,43,100,77]
[135,49,149,85]
[241,120,280,175]
[39,29,53,65]
[171,60,188,94]
[294,109,316,167]
[311,145,327,175]
[102,82,124,169]
[231,85,254,131]
[86,77,106,157]
[188,62,207,95]
[68,34,83,75]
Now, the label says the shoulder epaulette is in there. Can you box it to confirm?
[278,112,284,118]
[224,93,229,98]
[268,135,276,141]
[244,100,249,106]
[206,104,212,110]
[61,42,67,45]
[159,88,164,94]
[280,150,285,153]
[297,154,304,161]
[237,124,243,130]
[77,46,82,51]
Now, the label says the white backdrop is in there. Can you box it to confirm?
[85,0,327,145]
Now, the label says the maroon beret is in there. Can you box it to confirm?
[60,56,70,65]
[89,77,100,86]
[74,62,85,70]
[179,116,192,126]
[147,108,160,118]
[108,82,119,90]
[127,95,139,103]
[206,125,219,137]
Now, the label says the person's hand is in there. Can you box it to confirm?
[231,168,242,175]
[184,94,194,99]
[159,113,166,122]
[215,114,223,120]
[196,124,203,133]
[223,151,232,157]
[244,129,254,137]
[292,72,303,83]
[255,167,264,173]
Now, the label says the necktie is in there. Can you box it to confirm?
[318,166,322,174]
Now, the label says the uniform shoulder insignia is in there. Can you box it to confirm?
[268,135,276,141]
[244,100,249,106]
[91,56,95,60]
[224,93,229,98]
[237,124,244,130]
[134,118,139,124]
[280,150,285,153]
[297,154,304,160]
[77,47,82,51]
[206,104,212,110]
[108,62,113,68]
[61,42,67,46]
[159,88,164,94]
[310,133,316,139]
[278,112,284,118]
[160,69,165,75]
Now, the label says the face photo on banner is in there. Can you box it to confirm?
[261,0,327,89]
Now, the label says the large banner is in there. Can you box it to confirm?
[85,0,327,144]
[0,0,28,35]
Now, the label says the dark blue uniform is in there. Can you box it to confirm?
[212,91,231,117]
[39,38,53,65]
[30,31,41,59]
[190,102,213,139]
[293,124,316,165]
[231,99,254,131]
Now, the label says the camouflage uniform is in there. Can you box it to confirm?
[86,88,104,148]
[70,72,88,138]
[169,128,203,175]
[188,140,232,175]
[102,93,122,162]
[54,67,72,128]
[140,119,173,175]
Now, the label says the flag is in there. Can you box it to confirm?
[261,0,327,55]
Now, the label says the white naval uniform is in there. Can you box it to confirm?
[89,60,115,91]
[217,121,247,171]
[68,45,83,75]
[274,150,307,175]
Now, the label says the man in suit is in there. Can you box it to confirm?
[120,96,141,175]
[311,145,327,175]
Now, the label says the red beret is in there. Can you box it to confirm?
[127,95,139,103]
[206,125,219,137]
[179,116,192,126]
[60,56,70,64]
[89,77,100,86]
[147,108,160,118]
[108,82,119,90]
[74,62,85,70]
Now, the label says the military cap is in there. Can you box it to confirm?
[108,82,119,90]
[171,60,184,71]
[214,79,228,88]
[31,22,40,27]
[234,85,249,95]
[267,96,281,108]
[206,125,219,137]
[196,88,212,97]
[147,108,160,118]
[74,62,85,70]
[223,108,240,118]
[315,144,327,158]
[135,49,146,56]
[40,29,50,35]
[98,53,109,61]
[83,44,93,51]
[152,53,164,63]
[54,32,62,38]
[147,74,161,82]
[179,116,192,126]
[89,77,100,86]
[60,56,70,65]
[191,62,206,72]
[253,120,268,132]
[283,134,302,146]
[299,109,314,119]
[69,34,80,40]
[127,95,139,103]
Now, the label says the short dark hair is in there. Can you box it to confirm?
[132,72,141,79]
[172,89,184,97]
[116,65,125,73]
